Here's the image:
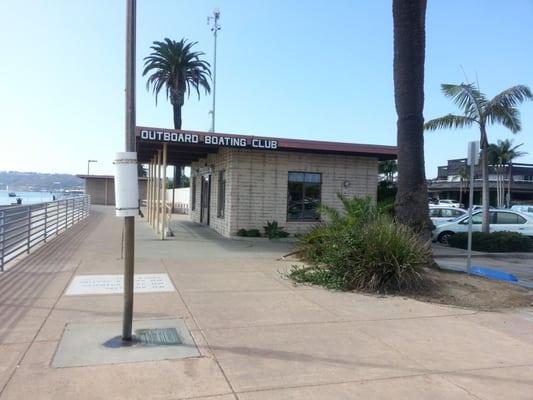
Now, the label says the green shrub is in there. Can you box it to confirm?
[447,231,533,252]
[263,221,289,239]
[236,228,262,237]
[291,195,431,292]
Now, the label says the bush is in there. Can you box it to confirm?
[236,228,262,237]
[447,231,533,252]
[290,195,432,292]
[263,221,289,239]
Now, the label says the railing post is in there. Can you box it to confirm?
[56,201,60,235]
[44,203,48,242]
[26,205,31,254]
[65,199,69,229]
[0,210,4,271]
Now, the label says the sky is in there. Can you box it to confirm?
[0,0,532,178]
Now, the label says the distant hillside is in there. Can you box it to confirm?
[0,171,84,191]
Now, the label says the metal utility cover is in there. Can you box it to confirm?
[51,319,200,368]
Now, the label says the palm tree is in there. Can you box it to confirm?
[392,0,432,237]
[425,83,532,232]
[143,38,211,130]
[488,139,527,207]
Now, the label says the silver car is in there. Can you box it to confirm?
[429,206,467,226]
[432,209,533,243]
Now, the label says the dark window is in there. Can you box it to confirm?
[495,212,526,224]
[191,176,196,211]
[287,172,321,221]
[217,170,226,218]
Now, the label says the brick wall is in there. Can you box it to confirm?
[190,149,378,237]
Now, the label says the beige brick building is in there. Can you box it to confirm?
[136,126,396,238]
[189,149,380,236]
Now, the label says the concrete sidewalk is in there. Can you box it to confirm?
[1,206,532,399]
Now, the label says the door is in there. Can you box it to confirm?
[200,175,211,225]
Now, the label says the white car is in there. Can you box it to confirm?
[436,199,462,208]
[429,206,467,225]
[510,205,533,217]
[432,209,533,243]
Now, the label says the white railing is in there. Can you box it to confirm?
[0,196,90,271]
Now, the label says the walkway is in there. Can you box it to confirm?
[1,206,532,399]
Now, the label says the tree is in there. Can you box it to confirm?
[378,160,398,182]
[392,0,433,237]
[425,84,532,232]
[143,38,211,189]
[143,38,211,130]
[137,164,147,177]
[488,139,526,207]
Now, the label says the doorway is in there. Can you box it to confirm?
[200,174,211,225]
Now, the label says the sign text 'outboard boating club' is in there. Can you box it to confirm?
[140,129,278,150]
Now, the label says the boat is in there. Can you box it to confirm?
[8,192,16,197]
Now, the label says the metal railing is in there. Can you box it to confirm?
[0,196,90,271]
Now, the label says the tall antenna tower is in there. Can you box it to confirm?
[207,8,221,132]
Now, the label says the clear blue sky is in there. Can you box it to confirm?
[1,0,532,178]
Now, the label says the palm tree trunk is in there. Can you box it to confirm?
[480,126,490,233]
[173,103,182,130]
[459,179,463,207]
[507,162,512,207]
[393,0,432,238]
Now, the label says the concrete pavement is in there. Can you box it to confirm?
[0,206,532,399]
[433,243,533,287]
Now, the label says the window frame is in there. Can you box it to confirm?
[286,171,322,222]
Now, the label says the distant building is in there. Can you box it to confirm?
[428,158,533,205]
[77,175,147,206]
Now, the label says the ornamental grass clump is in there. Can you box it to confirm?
[290,195,432,293]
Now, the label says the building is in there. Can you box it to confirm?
[428,158,533,205]
[137,127,396,237]
[78,175,148,206]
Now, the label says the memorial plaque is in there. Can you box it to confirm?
[65,273,175,295]
[135,328,182,346]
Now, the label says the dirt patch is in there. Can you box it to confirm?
[412,267,533,310]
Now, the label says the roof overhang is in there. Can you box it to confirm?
[135,126,397,164]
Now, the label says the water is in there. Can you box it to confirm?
[0,190,63,206]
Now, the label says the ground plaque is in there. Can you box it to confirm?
[65,273,175,295]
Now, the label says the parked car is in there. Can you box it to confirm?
[472,205,495,211]
[436,199,463,208]
[429,206,467,225]
[432,209,533,243]
[510,205,533,217]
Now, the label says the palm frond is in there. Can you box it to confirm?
[485,104,522,133]
[142,37,211,106]
[440,83,487,118]
[489,85,532,108]
[424,114,477,131]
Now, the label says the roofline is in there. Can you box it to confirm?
[135,126,397,160]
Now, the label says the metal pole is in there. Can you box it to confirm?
[161,144,167,240]
[122,0,136,342]
[208,9,220,132]
[466,142,477,273]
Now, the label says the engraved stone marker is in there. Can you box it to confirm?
[66,273,175,295]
